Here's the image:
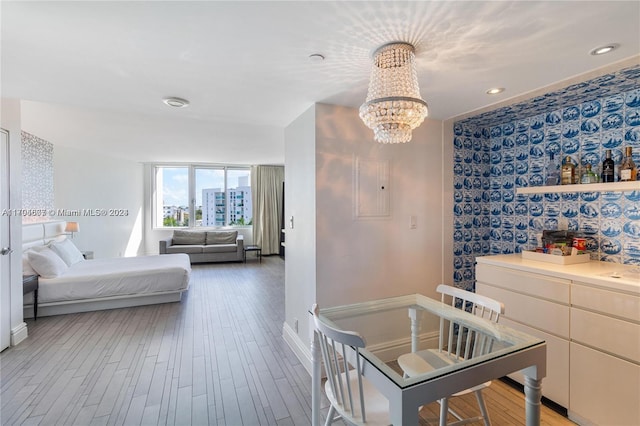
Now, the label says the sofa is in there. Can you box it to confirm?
[159,229,244,263]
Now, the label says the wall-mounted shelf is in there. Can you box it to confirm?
[516,181,640,194]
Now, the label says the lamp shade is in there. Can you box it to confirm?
[359,42,428,144]
[65,222,79,233]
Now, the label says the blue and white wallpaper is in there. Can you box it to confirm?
[453,65,640,291]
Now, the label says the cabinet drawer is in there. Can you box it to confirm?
[571,308,640,363]
[572,282,640,322]
[476,264,570,303]
[477,283,570,338]
[570,342,640,426]
[500,317,569,408]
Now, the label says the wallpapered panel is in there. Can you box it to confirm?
[21,131,54,224]
[453,65,640,291]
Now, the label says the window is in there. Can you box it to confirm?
[154,165,252,228]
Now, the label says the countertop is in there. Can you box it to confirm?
[476,254,640,295]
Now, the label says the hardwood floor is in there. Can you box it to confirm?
[1,257,574,425]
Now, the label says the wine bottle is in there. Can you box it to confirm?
[561,156,575,185]
[601,149,615,183]
[545,152,560,185]
[580,164,598,184]
[620,146,637,181]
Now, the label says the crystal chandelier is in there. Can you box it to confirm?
[359,42,428,144]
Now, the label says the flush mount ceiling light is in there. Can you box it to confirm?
[590,44,619,56]
[308,53,325,62]
[162,97,190,108]
[359,42,428,144]
[486,87,505,95]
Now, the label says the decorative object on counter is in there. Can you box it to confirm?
[545,152,560,185]
[561,156,576,185]
[619,146,637,181]
[530,230,590,262]
[572,237,587,254]
[580,164,599,184]
[539,230,587,255]
[601,149,615,182]
[522,249,591,264]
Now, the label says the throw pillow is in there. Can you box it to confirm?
[27,247,69,278]
[22,251,37,275]
[206,231,238,245]
[50,238,85,266]
[173,230,206,245]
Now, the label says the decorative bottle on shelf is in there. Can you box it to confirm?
[561,156,575,185]
[619,146,637,181]
[545,152,560,185]
[580,164,598,184]
[601,149,615,183]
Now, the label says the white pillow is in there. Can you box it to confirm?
[22,251,37,275]
[50,238,85,266]
[27,247,69,278]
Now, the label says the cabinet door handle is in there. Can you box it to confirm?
[1,247,13,256]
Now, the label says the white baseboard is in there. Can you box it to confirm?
[283,320,439,376]
[10,322,28,346]
[283,321,313,375]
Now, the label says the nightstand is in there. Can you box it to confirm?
[23,274,39,320]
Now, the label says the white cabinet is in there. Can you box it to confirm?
[569,281,640,426]
[570,343,639,426]
[476,263,571,407]
[475,257,640,426]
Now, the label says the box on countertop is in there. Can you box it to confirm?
[521,250,591,265]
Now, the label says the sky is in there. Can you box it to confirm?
[161,167,250,207]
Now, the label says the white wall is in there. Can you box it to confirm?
[54,145,144,258]
[315,103,445,307]
[283,103,447,370]
[283,104,317,348]
[1,98,27,346]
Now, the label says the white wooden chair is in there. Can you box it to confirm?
[311,304,390,426]
[397,285,504,426]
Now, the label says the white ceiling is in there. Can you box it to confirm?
[2,1,639,163]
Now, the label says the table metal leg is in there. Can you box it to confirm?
[439,398,448,426]
[389,393,420,425]
[524,375,542,426]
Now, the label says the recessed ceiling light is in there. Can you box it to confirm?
[590,44,619,56]
[486,87,505,95]
[308,53,325,63]
[162,97,190,108]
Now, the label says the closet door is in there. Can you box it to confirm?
[1,128,12,351]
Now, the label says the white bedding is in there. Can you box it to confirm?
[26,253,191,304]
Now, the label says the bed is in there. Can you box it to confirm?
[22,221,190,318]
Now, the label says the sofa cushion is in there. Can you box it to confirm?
[202,244,237,253]
[205,231,238,245]
[165,245,204,254]
[172,230,206,245]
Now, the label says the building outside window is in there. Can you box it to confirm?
[154,165,252,228]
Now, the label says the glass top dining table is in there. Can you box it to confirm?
[310,293,547,426]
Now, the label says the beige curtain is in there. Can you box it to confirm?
[251,165,284,255]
